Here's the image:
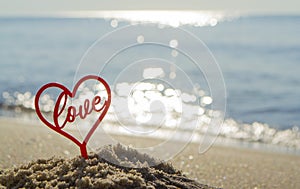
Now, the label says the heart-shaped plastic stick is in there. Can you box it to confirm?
[35,75,111,159]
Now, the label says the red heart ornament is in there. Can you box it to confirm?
[35,75,111,159]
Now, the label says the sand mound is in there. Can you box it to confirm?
[97,144,161,168]
[0,144,218,189]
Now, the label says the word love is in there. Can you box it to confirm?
[54,93,107,129]
[35,75,111,159]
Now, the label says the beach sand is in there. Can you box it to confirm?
[0,118,299,188]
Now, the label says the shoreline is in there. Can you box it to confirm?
[0,118,300,188]
[1,116,299,156]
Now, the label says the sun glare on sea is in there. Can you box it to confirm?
[62,11,233,27]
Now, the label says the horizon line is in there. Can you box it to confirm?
[0,10,300,18]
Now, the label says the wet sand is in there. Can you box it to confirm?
[0,118,299,188]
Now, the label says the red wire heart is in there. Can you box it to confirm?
[35,75,111,159]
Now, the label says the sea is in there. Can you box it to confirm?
[0,11,299,155]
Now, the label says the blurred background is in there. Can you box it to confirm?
[0,0,299,153]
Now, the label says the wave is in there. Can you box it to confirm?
[1,86,299,152]
[220,119,299,149]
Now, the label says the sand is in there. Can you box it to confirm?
[0,145,216,189]
[0,118,299,188]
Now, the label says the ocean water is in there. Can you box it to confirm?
[0,12,299,153]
